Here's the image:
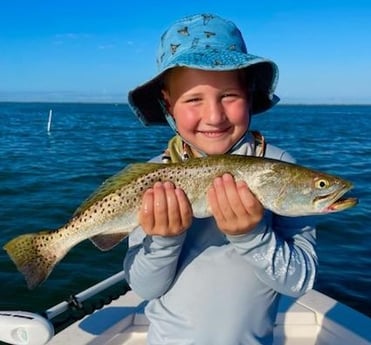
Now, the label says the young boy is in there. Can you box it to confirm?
[124,13,317,345]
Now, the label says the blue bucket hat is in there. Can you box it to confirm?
[128,13,279,126]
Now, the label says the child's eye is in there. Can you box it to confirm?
[222,93,239,99]
[185,97,201,103]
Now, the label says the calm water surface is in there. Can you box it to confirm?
[0,103,370,319]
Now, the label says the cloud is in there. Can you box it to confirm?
[55,33,92,40]
[98,44,115,50]
[52,33,92,45]
[0,90,127,103]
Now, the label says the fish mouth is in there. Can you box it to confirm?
[315,184,358,213]
[326,197,358,212]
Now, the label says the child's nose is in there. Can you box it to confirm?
[205,100,226,124]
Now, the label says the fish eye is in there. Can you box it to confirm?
[315,179,330,189]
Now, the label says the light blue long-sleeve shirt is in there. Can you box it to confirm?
[124,141,317,345]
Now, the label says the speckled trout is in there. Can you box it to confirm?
[4,155,357,289]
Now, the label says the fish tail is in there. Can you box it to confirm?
[3,231,63,289]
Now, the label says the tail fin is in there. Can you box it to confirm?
[3,231,63,289]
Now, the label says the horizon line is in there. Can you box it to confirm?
[1,100,371,106]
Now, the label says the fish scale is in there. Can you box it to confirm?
[3,154,357,289]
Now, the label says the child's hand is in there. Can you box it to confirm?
[139,181,193,236]
[207,173,264,235]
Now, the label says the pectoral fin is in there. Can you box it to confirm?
[90,232,130,251]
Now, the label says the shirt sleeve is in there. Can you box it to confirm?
[227,213,318,297]
[123,227,186,300]
[124,146,317,300]
[227,145,317,297]
[123,154,186,300]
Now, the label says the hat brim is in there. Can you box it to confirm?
[128,52,279,126]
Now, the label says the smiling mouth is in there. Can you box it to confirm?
[199,128,231,137]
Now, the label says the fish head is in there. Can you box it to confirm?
[309,173,358,214]
[265,165,358,216]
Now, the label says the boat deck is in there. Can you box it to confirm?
[48,290,371,345]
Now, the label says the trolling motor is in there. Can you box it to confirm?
[0,311,54,345]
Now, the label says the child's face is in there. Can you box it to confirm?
[162,68,250,156]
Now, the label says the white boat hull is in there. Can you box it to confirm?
[47,289,371,345]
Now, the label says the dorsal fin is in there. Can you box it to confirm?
[73,162,165,216]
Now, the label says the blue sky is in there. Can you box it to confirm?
[0,0,370,104]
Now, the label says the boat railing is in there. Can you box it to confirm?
[0,270,131,345]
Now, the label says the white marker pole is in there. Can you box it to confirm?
[47,109,52,133]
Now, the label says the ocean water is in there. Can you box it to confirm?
[0,103,370,320]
